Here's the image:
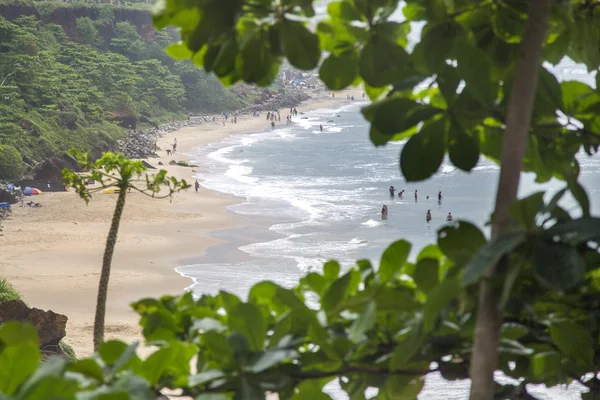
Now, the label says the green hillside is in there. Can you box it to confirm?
[0,6,250,180]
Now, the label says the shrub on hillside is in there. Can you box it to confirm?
[0,144,24,180]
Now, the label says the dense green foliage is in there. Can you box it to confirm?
[0,144,24,180]
[0,12,244,178]
[1,0,600,399]
[0,278,22,303]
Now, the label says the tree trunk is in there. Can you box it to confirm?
[469,0,554,398]
[93,189,127,351]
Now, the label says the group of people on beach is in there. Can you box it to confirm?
[382,187,453,223]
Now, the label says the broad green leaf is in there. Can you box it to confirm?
[412,22,461,73]
[462,230,526,286]
[383,375,425,399]
[455,41,496,107]
[390,323,422,369]
[530,351,561,380]
[234,375,264,400]
[322,272,352,311]
[498,339,533,356]
[112,372,154,400]
[437,65,460,105]
[0,343,40,395]
[189,370,225,387]
[228,303,267,351]
[323,260,341,281]
[507,192,545,231]
[379,240,411,282]
[15,357,67,399]
[561,81,594,115]
[319,51,359,90]
[67,359,104,382]
[546,217,600,244]
[241,32,273,84]
[220,291,241,314]
[366,98,442,135]
[534,67,563,117]
[492,3,525,43]
[246,348,290,373]
[437,221,487,265]
[281,20,320,70]
[567,178,590,216]
[400,118,446,181]
[348,301,376,342]
[403,3,427,21]
[413,258,439,293]
[423,277,461,333]
[360,35,412,87]
[501,323,528,341]
[0,322,39,348]
[165,42,192,60]
[448,122,480,172]
[18,375,79,400]
[550,321,593,368]
[532,241,585,291]
[328,1,363,21]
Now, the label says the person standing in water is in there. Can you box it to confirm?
[446,212,453,222]
[319,124,323,131]
[382,204,388,219]
[426,210,432,222]
[398,190,404,199]
[389,186,396,198]
[414,190,418,202]
[438,191,443,202]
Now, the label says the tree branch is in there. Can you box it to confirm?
[469,1,554,399]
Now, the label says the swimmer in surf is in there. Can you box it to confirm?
[320,124,323,131]
[382,204,388,219]
[426,210,432,222]
[389,186,396,198]
[446,212,453,222]
[414,190,418,202]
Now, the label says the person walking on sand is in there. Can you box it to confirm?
[172,142,177,153]
[426,210,432,223]
[194,180,200,193]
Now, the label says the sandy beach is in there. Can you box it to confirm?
[0,89,362,357]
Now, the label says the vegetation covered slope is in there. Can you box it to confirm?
[0,7,245,180]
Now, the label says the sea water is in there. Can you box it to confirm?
[179,62,598,399]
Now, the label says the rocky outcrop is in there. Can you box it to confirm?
[0,300,68,350]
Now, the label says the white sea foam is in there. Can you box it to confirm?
[362,219,384,228]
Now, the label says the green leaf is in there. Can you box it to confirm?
[462,230,526,286]
[546,217,600,245]
[437,221,487,265]
[234,375,264,400]
[532,241,585,291]
[383,375,425,399]
[379,240,411,282]
[413,258,439,293]
[319,51,359,90]
[323,260,340,281]
[281,20,320,70]
[455,41,496,107]
[501,323,528,341]
[567,178,590,217]
[15,357,67,399]
[403,3,427,21]
[360,35,412,87]
[196,395,230,400]
[400,118,446,181]
[228,303,267,351]
[322,272,352,311]
[348,301,376,342]
[534,67,563,116]
[246,348,290,373]
[189,370,225,387]
[561,81,594,115]
[507,192,545,231]
[0,322,39,348]
[492,3,525,43]
[412,22,460,73]
[423,277,461,333]
[448,122,480,172]
[67,359,104,382]
[328,1,363,20]
[241,31,273,84]
[0,342,40,395]
[390,324,422,369]
[530,351,561,380]
[165,42,192,60]
[366,98,442,135]
[550,321,593,368]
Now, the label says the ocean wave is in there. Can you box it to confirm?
[362,219,384,228]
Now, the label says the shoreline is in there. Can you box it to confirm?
[0,88,363,358]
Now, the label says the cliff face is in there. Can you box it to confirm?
[0,3,156,44]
